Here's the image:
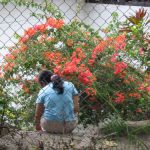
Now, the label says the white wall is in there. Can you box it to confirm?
[0,0,149,59]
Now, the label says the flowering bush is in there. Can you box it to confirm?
[0,18,101,127]
[0,9,150,127]
[92,9,150,122]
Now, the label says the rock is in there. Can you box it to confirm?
[0,125,94,150]
[0,123,17,137]
[0,122,149,150]
[0,144,8,150]
[126,120,150,128]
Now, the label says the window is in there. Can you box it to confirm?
[85,0,150,7]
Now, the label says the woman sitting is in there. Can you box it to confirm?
[35,70,79,134]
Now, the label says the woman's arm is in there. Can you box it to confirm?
[73,95,79,113]
[35,103,44,131]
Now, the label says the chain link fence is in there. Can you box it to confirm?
[0,0,150,149]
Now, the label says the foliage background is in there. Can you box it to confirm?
[0,0,149,132]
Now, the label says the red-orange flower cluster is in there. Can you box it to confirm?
[19,17,64,43]
[34,24,47,32]
[78,65,96,86]
[44,51,65,66]
[25,27,36,37]
[114,62,127,75]
[84,87,96,96]
[5,54,15,61]
[20,84,30,94]
[114,34,126,51]
[46,17,64,29]
[146,86,150,92]
[92,39,111,59]
[129,93,141,99]
[0,66,3,78]
[111,53,118,63]
[66,39,74,47]
[63,62,77,75]
[135,108,142,113]
[113,92,125,104]
[4,63,15,72]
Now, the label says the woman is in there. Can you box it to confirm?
[35,70,79,133]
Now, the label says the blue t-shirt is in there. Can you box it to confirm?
[36,81,78,121]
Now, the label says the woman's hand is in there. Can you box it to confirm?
[35,123,42,131]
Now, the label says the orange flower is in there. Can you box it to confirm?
[119,71,126,79]
[75,47,86,59]
[0,72,3,78]
[93,40,108,54]
[114,62,127,75]
[44,51,63,65]
[91,38,112,60]
[88,96,97,102]
[129,93,141,99]
[34,24,47,32]
[71,57,81,65]
[84,87,96,96]
[19,45,28,52]
[53,65,62,75]
[78,68,96,86]
[25,27,36,37]
[5,54,15,61]
[146,86,150,92]
[91,105,100,110]
[4,63,15,72]
[55,19,64,29]
[66,39,74,47]
[22,84,30,94]
[137,83,145,90]
[102,62,112,68]
[114,34,126,51]
[38,34,47,43]
[111,53,118,62]
[93,37,101,43]
[135,108,142,113]
[12,49,20,55]
[81,42,87,47]
[0,67,3,78]
[128,76,135,82]
[46,18,64,29]
[139,47,144,56]
[144,74,150,82]
[47,37,55,42]
[123,79,130,84]
[63,61,77,75]
[113,92,125,104]
[85,32,90,35]
[68,32,76,36]
[20,35,29,43]
[46,17,56,27]
[88,59,95,66]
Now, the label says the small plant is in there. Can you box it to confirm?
[102,114,127,136]
[120,8,150,69]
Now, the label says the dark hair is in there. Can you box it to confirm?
[38,70,64,94]
[38,70,52,86]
